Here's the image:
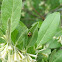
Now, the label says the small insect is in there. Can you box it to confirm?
[28,32,32,36]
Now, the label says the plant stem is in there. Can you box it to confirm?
[7,19,11,45]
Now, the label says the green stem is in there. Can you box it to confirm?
[7,19,11,45]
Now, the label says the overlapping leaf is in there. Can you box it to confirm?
[1,0,22,32]
[36,12,60,48]
[11,21,28,49]
[27,23,38,48]
[49,50,62,62]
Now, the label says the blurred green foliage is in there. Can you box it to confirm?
[0,0,2,10]
[0,0,62,28]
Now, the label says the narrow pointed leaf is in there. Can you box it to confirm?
[27,23,38,48]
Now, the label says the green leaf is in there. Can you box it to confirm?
[49,49,56,62]
[49,50,62,62]
[11,21,28,41]
[1,0,22,32]
[55,30,62,37]
[46,28,62,49]
[37,50,49,62]
[32,21,42,28]
[0,29,4,37]
[48,39,61,49]
[36,12,60,48]
[0,38,5,43]
[47,28,62,49]
[16,29,28,49]
[0,59,2,62]
[27,46,35,54]
[40,49,51,55]
[59,0,62,5]
[11,21,28,49]
[27,23,38,48]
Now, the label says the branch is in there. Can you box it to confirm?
[32,6,45,20]
[22,8,45,20]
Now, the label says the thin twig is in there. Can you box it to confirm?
[22,9,37,17]
[32,6,45,20]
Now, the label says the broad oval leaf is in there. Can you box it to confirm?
[1,0,22,32]
[36,12,60,48]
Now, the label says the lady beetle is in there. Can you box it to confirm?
[28,32,32,36]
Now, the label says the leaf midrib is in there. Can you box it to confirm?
[15,29,28,46]
[38,14,57,46]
